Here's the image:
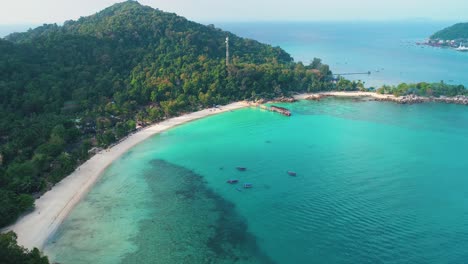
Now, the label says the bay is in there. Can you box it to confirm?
[45,98,468,263]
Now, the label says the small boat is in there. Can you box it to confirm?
[455,44,468,52]
[236,167,247,171]
[227,179,239,184]
[287,171,297,176]
[243,183,253,189]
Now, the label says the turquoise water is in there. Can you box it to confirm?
[45,98,468,263]
[218,22,468,87]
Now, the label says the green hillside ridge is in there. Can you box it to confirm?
[0,0,336,231]
[430,22,468,40]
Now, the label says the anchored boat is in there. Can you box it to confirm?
[455,44,468,52]
[243,183,253,189]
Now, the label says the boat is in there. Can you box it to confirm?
[455,44,468,52]
[243,183,253,189]
[227,179,239,184]
[287,171,297,176]
[236,167,247,171]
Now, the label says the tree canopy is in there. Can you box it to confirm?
[430,22,468,40]
[0,232,49,264]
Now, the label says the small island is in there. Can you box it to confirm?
[420,22,468,51]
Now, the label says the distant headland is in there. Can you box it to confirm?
[419,22,468,51]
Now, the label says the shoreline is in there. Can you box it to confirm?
[4,91,466,250]
[293,91,468,105]
[4,101,249,250]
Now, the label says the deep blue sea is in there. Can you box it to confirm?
[218,22,468,87]
[36,22,468,263]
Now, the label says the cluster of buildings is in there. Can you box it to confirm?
[422,39,468,51]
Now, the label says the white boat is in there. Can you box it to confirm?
[455,44,468,52]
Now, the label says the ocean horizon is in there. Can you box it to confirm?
[218,21,468,87]
[0,24,38,38]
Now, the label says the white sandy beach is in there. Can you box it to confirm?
[4,101,249,250]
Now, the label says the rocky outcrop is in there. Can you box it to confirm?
[304,94,331,101]
[272,97,297,103]
[374,94,468,105]
[434,95,468,105]
[270,105,292,116]
[299,92,468,105]
[255,98,266,104]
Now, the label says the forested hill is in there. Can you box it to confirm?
[6,1,292,64]
[430,22,468,40]
[0,0,334,230]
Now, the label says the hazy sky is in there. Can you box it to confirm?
[0,0,466,24]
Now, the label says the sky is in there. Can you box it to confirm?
[0,0,467,25]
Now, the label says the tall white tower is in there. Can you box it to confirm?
[225,36,230,66]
